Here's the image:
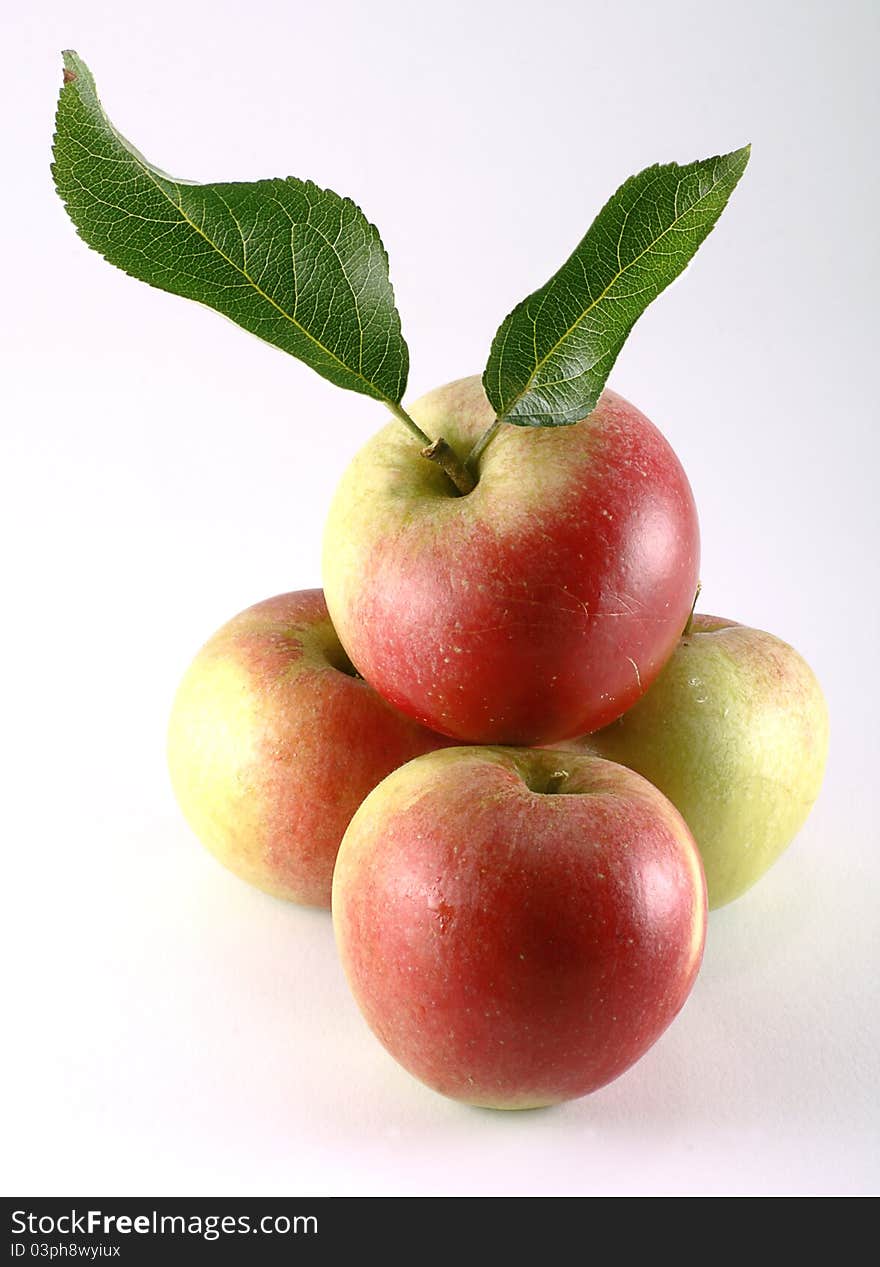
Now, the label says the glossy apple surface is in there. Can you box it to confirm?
[556,615,829,908]
[167,589,449,906]
[322,375,699,745]
[333,746,706,1108]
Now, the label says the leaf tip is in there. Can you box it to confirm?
[60,50,88,90]
[730,142,751,173]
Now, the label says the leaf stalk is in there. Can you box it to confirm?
[466,417,503,476]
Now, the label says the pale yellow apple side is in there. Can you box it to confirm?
[167,653,288,899]
[571,625,830,908]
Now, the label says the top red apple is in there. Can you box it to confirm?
[322,375,699,745]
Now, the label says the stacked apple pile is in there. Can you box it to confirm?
[54,54,828,1110]
[166,378,827,1109]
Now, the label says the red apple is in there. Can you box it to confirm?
[333,746,706,1108]
[322,375,699,745]
[167,589,450,906]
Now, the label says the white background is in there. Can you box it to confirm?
[3,0,878,1196]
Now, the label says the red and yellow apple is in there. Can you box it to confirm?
[333,746,706,1108]
[167,589,449,906]
[555,615,829,908]
[322,375,700,746]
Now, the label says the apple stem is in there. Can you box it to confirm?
[466,417,503,475]
[683,582,702,637]
[420,437,476,495]
[386,402,476,496]
[545,769,570,794]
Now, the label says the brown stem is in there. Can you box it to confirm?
[421,437,476,496]
[544,769,570,794]
[683,581,702,637]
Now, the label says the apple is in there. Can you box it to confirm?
[167,589,450,906]
[322,375,700,746]
[333,746,706,1108]
[554,615,829,908]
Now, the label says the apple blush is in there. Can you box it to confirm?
[333,746,707,1108]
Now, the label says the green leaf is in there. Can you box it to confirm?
[52,51,409,405]
[483,147,750,427]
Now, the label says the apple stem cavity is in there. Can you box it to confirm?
[683,582,702,638]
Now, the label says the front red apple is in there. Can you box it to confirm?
[322,376,699,745]
[333,747,706,1108]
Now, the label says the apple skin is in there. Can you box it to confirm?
[167,590,450,906]
[322,375,699,746]
[553,615,829,909]
[332,746,706,1108]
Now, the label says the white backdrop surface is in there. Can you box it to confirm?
[2,0,878,1196]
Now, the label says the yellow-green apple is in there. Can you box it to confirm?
[333,746,706,1108]
[167,589,450,906]
[555,615,829,909]
[322,375,699,746]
